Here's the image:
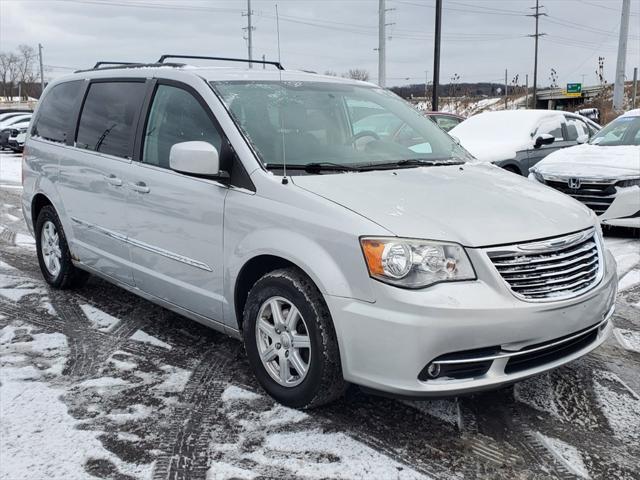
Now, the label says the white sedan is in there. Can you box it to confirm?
[529,109,640,229]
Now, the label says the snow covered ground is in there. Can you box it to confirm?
[1,149,639,479]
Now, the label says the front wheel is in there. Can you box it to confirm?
[242,268,346,408]
[35,205,89,289]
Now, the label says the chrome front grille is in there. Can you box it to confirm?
[544,178,616,215]
[486,228,602,301]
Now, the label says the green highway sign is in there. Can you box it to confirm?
[567,83,582,94]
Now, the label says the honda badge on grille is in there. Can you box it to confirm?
[568,178,581,189]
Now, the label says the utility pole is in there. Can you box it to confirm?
[262,54,266,70]
[424,70,429,99]
[242,0,255,68]
[526,74,529,108]
[378,0,386,87]
[505,69,508,109]
[527,0,546,109]
[38,43,45,96]
[632,67,638,109]
[432,0,442,111]
[613,0,630,112]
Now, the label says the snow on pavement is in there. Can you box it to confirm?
[535,433,590,479]
[208,385,430,480]
[0,323,153,480]
[130,329,172,350]
[80,303,121,333]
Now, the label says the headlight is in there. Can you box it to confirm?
[529,167,545,183]
[360,237,476,288]
[617,178,640,188]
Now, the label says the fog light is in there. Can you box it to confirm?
[426,363,441,379]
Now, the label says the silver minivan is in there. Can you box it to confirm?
[22,57,617,408]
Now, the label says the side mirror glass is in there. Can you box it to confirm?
[534,133,555,149]
[576,134,589,144]
[169,141,220,177]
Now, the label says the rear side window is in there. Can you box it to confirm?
[76,81,145,159]
[32,80,83,143]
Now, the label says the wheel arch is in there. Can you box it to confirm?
[31,193,54,231]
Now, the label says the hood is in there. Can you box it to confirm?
[457,139,526,163]
[292,164,593,247]
[535,144,640,179]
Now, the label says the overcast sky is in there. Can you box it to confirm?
[1,0,639,88]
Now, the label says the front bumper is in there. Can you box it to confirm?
[528,173,640,229]
[326,249,617,397]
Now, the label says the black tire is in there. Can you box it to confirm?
[242,267,346,408]
[35,205,89,289]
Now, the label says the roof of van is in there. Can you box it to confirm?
[55,65,377,87]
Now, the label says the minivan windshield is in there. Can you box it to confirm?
[589,115,640,146]
[211,80,471,171]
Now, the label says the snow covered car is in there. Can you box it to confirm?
[529,109,640,229]
[5,121,30,152]
[8,125,28,152]
[450,110,601,176]
[0,114,32,149]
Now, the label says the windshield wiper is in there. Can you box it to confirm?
[359,158,464,170]
[266,162,362,173]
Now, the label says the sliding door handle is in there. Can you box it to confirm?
[128,181,150,194]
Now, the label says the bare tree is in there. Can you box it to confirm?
[323,70,338,77]
[0,52,20,99]
[343,69,370,82]
[16,45,38,99]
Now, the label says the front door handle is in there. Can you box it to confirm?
[128,181,150,194]
[104,174,123,187]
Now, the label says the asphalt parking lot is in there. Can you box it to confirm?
[1,151,639,480]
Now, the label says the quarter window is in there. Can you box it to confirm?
[76,81,146,159]
[142,85,222,169]
[32,80,83,143]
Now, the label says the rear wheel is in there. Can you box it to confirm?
[242,267,346,408]
[35,205,89,289]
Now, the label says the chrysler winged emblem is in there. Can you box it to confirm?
[568,178,581,189]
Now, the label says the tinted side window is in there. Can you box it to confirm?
[32,80,83,143]
[142,85,222,169]
[536,116,564,141]
[76,82,145,159]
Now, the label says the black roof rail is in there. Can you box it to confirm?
[93,61,138,69]
[157,54,284,70]
[75,62,185,73]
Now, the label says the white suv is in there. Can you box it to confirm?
[22,57,617,407]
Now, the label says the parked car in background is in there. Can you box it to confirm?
[450,110,601,175]
[530,109,640,229]
[423,112,465,132]
[0,111,32,123]
[22,59,616,408]
[0,114,32,149]
[8,124,29,152]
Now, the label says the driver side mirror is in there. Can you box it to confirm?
[169,141,221,177]
[534,133,555,149]
[576,134,589,144]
